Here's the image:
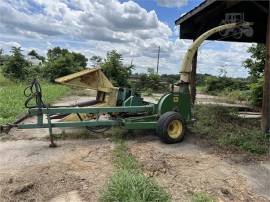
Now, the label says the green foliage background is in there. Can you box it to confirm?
[243,43,266,106]
[100,50,133,87]
[0,74,70,125]
[193,105,268,154]
[43,47,88,81]
[2,47,30,81]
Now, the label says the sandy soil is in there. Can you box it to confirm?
[0,95,269,202]
[128,134,270,202]
[0,139,114,202]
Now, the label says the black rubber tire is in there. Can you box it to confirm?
[156,111,186,144]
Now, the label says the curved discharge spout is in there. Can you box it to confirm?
[179,22,253,83]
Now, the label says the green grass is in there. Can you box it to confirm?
[0,74,71,125]
[113,141,139,171]
[193,105,269,155]
[100,129,171,202]
[197,85,250,104]
[217,89,250,104]
[196,85,207,93]
[192,192,216,202]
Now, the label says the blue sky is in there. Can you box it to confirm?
[0,0,251,77]
[132,0,203,28]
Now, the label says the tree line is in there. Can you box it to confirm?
[0,47,164,92]
[0,43,266,107]
[0,47,88,82]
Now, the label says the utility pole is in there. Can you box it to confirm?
[262,2,270,133]
[156,46,160,74]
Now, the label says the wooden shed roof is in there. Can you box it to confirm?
[175,0,269,43]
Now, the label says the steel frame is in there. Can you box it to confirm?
[18,104,157,147]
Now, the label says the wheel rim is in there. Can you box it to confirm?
[167,119,183,139]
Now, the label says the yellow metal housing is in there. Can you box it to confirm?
[55,68,115,92]
[55,68,119,121]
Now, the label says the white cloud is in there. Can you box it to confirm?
[0,0,173,57]
[0,0,252,78]
[196,42,251,78]
[156,0,187,8]
[0,41,21,49]
[5,41,21,48]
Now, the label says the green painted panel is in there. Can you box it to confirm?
[157,93,180,114]
[123,95,144,107]
[156,86,192,121]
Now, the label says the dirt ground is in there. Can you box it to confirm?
[0,95,269,202]
[129,134,270,202]
[0,138,113,202]
[0,96,114,202]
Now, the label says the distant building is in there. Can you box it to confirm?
[26,55,42,66]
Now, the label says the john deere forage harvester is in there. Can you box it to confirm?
[17,22,251,147]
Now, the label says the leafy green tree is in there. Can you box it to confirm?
[249,78,264,106]
[0,48,5,66]
[43,47,88,81]
[101,50,133,87]
[47,47,68,61]
[138,74,148,88]
[28,49,45,62]
[134,69,164,93]
[2,47,30,81]
[146,68,162,91]
[243,43,266,106]
[147,67,155,75]
[243,44,266,81]
[90,55,103,67]
[160,74,179,84]
[72,52,88,68]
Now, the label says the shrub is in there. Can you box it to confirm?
[101,170,171,202]
[204,76,249,95]
[101,138,171,202]
[193,105,269,154]
[101,50,133,87]
[248,77,263,107]
[192,192,216,202]
[43,47,87,81]
[1,47,30,81]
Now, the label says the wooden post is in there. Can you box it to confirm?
[261,3,270,133]
[190,51,198,104]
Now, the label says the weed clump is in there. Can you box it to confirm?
[100,130,171,202]
[193,105,269,155]
[192,192,216,202]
